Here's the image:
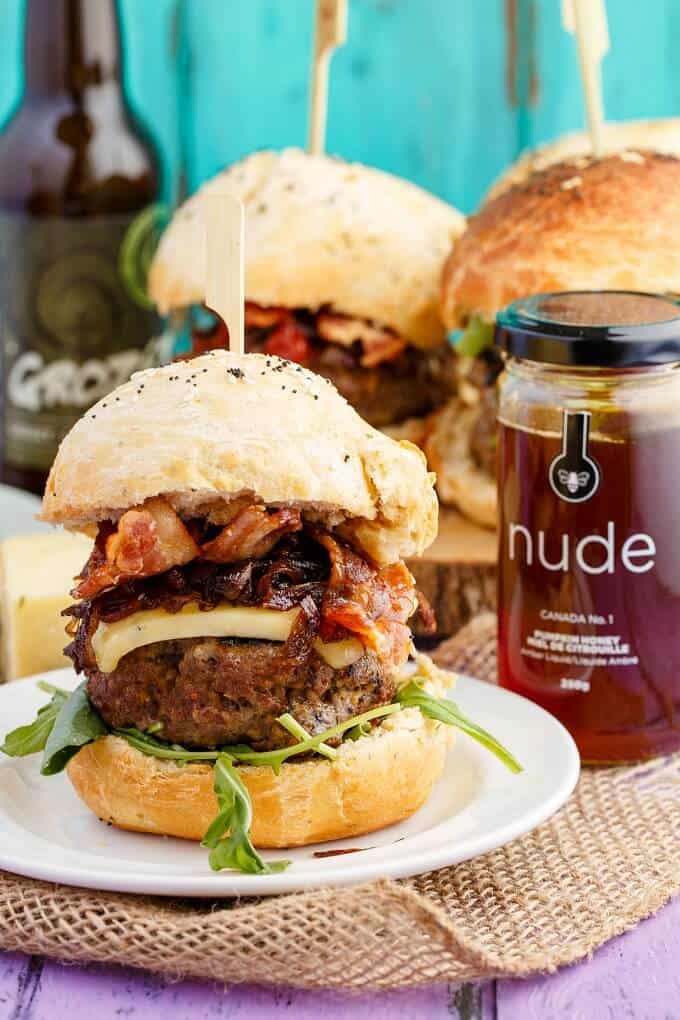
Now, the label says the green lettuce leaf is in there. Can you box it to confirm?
[0,686,68,758]
[201,755,289,874]
[116,702,402,773]
[220,702,403,773]
[276,712,337,760]
[396,680,523,774]
[1,680,107,776]
[455,317,494,357]
[41,681,108,775]
[115,727,224,763]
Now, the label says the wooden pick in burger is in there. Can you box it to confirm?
[204,193,245,355]
[308,0,348,155]
[562,0,610,157]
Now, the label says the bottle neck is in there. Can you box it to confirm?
[23,0,122,98]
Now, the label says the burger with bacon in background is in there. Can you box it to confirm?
[148,148,466,432]
[2,351,519,873]
[428,145,680,529]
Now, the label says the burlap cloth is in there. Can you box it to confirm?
[1,614,678,990]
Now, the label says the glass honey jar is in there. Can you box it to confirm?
[496,291,680,763]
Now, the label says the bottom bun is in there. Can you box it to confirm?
[66,702,452,848]
[425,398,497,529]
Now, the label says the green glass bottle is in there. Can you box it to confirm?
[0,0,166,494]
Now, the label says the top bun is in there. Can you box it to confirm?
[41,351,438,566]
[149,148,465,349]
[441,151,680,329]
[486,118,680,201]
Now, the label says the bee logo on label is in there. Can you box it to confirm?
[549,410,601,503]
[556,468,592,495]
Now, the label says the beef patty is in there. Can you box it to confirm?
[191,308,457,427]
[86,637,394,751]
[243,329,455,428]
[294,341,458,428]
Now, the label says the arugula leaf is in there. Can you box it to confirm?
[41,681,108,775]
[346,721,371,742]
[276,712,337,761]
[455,317,494,357]
[223,702,402,771]
[0,687,68,758]
[201,755,289,874]
[1,680,107,776]
[396,680,523,774]
[38,680,71,697]
[116,727,225,762]
[114,704,402,771]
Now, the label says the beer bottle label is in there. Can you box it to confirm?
[0,209,171,471]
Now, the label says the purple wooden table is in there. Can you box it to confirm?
[1,896,678,1019]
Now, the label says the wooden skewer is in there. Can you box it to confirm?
[307,0,348,155]
[562,0,610,157]
[204,194,245,356]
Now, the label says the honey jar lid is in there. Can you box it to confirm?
[495,291,680,367]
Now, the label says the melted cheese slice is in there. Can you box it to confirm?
[91,603,364,673]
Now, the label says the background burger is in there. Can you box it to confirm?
[3,351,519,872]
[148,148,466,431]
[428,146,680,529]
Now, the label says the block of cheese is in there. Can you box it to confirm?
[0,531,92,682]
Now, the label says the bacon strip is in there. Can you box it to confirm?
[75,501,304,599]
[201,505,302,563]
[416,589,437,636]
[245,302,291,329]
[72,505,416,672]
[74,498,200,599]
[359,333,408,368]
[263,320,313,364]
[190,301,409,369]
[313,531,416,669]
[316,312,407,367]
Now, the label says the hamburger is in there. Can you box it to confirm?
[148,148,465,431]
[429,148,680,528]
[2,351,519,872]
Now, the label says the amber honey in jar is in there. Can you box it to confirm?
[496,291,680,763]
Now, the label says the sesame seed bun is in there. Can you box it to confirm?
[149,149,465,349]
[41,351,438,566]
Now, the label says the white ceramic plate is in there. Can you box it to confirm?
[0,483,47,540]
[0,668,579,898]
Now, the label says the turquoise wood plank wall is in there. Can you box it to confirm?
[1,1,679,213]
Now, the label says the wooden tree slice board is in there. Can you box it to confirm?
[408,508,498,640]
